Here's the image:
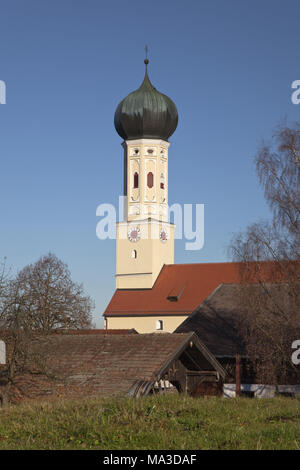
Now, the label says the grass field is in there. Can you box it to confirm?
[0,394,299,450]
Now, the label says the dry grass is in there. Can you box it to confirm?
[0,394,299,450]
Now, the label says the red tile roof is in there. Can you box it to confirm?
[104,262,284,317]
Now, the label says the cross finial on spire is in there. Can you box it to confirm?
[144,45,149,65]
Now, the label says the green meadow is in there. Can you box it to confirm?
[0,394,299,450]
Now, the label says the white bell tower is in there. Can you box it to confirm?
[114,57,178,289]
[116,139,174,289]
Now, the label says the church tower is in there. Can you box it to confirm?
[114,57,178,289]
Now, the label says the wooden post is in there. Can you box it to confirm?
[235,354,241,397]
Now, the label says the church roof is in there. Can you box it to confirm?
[104,261,281,317]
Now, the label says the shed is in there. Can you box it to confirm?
[0,332,225,402]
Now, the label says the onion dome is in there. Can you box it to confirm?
[114,59,178,141]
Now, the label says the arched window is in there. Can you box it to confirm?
[131,250,137,259]
[133,172,139,189]
[156,320,163,331]
[160,173,165,189]
[147,172,154,188]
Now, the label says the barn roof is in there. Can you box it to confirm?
[104,261,282,317]
[175,282,300,358]
[53,329,137,335]
[175,284,246,357]
[2,332,225,401]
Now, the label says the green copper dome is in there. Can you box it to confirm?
[114,61,178,141]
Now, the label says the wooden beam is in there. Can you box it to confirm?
[235,354,241,397]
[187,370,219,377]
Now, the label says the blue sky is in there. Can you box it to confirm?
[1,0,300,326]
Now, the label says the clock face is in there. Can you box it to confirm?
[128,227,140,243]
[160,228,168,243]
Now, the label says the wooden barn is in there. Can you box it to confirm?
[176,283,300,397]
[0,331,225,403]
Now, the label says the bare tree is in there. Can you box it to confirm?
[3,253,94,332]
[0,253,94,405]
[256,123,300,237]
[0,262,35,405]
[0,258,11,326]
[229,122,300,384]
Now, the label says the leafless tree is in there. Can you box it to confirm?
[229,122,300,384]
[0,258,11,326]
[0,261,34,405]
[0,253,94,405]
[4,253,94,332]
[256,123,300,237]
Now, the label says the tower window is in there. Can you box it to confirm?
[147,172,154,188]
[133,172,139,189]
[156,319,163,331]
[131,250,137,259]
[160,173,165,189]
